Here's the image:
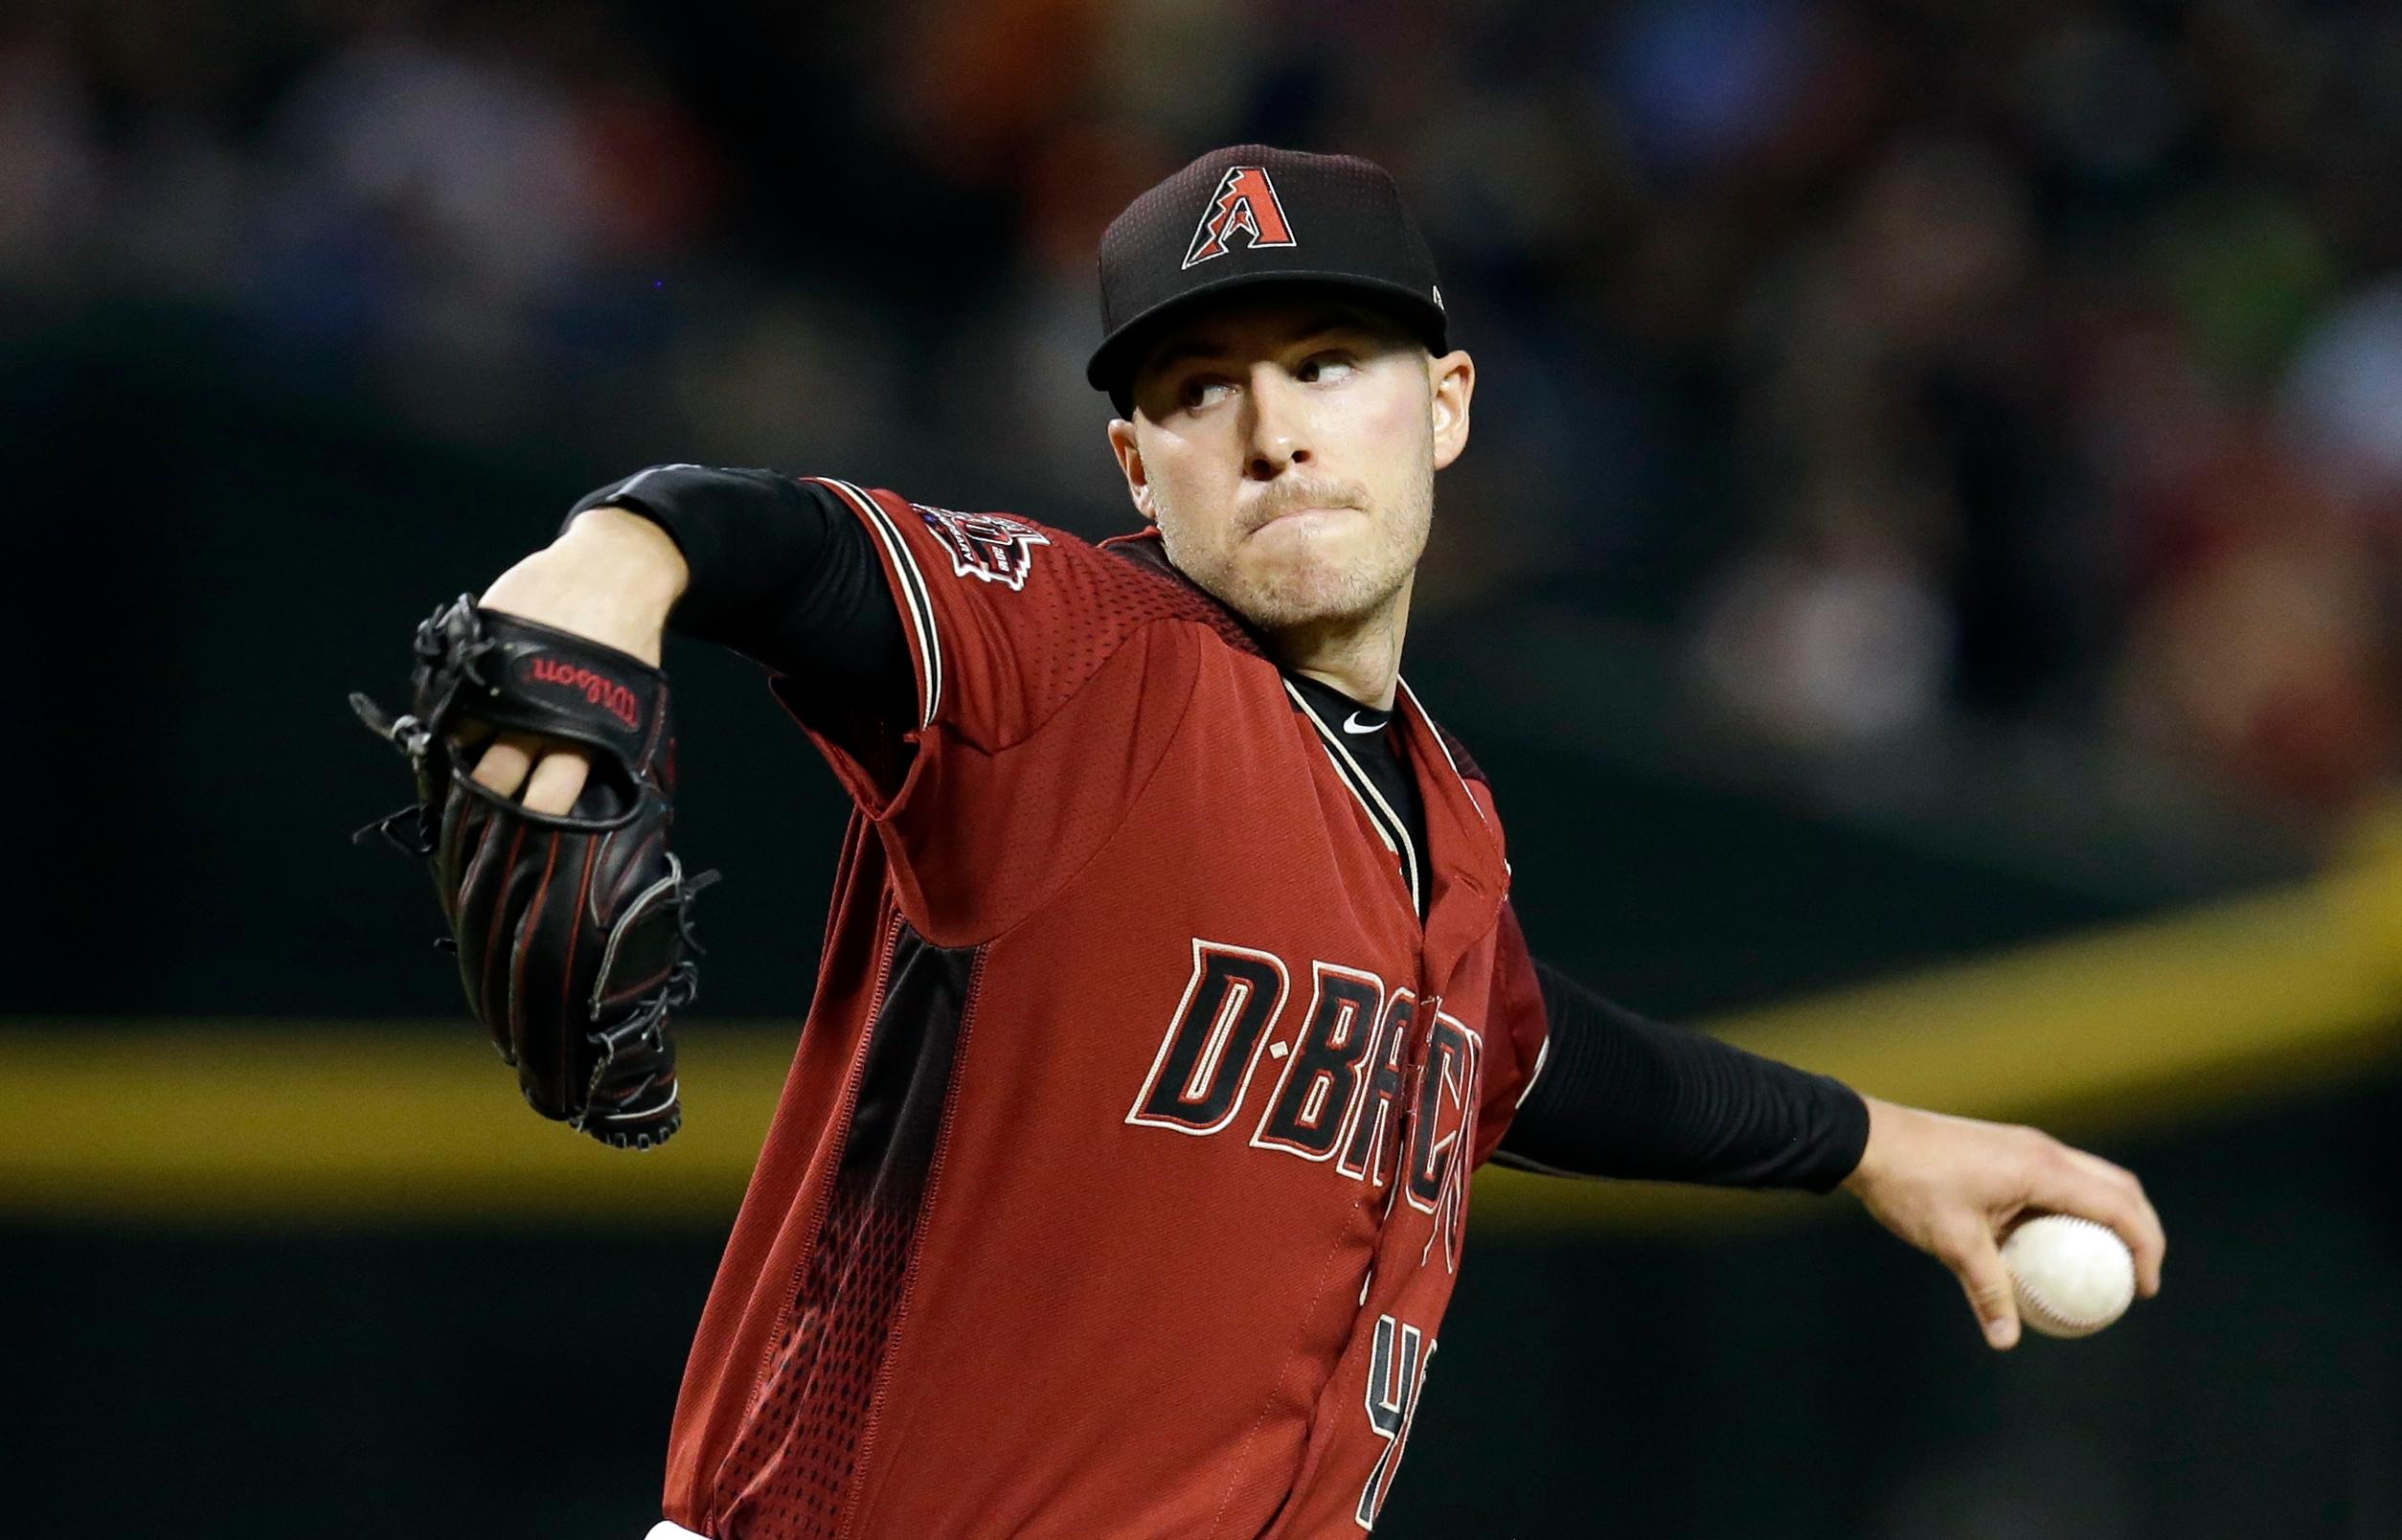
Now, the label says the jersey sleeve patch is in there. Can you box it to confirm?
[915,505,1051,591]
[808,480,1248,757]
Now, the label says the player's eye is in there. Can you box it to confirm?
[1181,375,1234,410]
[1296,352,1356,384]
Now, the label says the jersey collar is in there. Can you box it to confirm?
[1099,528,1508,972]
[1391,677,1508,987]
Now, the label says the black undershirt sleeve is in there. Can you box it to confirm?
[1497,960,1870,1193]
[562,465,914,722]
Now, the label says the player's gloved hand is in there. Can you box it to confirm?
[1841,1097,2165,1349]
[350,509,714,1149]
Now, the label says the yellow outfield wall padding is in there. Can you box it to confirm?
[7,838,2398,1233]
[1477,850,2402,1234]
[1,1027,800,1227]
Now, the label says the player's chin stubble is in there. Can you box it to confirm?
[1160,482,1433,634]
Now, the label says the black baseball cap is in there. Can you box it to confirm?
[1087,144,1448,413]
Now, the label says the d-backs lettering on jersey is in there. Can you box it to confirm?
[659,479,1550,1540]
[1126,942,1483,1274]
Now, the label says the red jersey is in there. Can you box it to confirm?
[661,479,1550,1538]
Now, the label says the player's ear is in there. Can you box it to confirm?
[1428,349,1473,471]
[1107,416,1160,525]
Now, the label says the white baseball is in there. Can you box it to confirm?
[2002,1214,2136,1339]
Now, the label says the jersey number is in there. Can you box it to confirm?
[1356,1313,1434,1529]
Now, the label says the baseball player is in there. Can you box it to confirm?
[363,146,2164,1537]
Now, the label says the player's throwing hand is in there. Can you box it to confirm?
[1840,1098,2165,1349]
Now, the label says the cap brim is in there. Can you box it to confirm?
[1086,269,1449,401]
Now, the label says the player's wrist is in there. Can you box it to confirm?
[476,508,690,668]
[558,505,692,615]
[1838,1095,1900,1197]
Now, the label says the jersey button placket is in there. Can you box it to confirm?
[1386,989,1439,1222]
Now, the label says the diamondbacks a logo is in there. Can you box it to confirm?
[1182,165,1297,268]
[916,505,1050,590]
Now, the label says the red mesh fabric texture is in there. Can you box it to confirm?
[932,514,1262,753]
[716,1172,915,1540]
[712,925,976,1539]
[804,482,1265,756]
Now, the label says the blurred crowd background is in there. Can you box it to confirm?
[10,1,2402,1536]
[14,0,2402,831]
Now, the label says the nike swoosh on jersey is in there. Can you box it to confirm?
[1342,712,1384,735]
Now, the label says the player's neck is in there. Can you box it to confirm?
[1272,578,1412,711]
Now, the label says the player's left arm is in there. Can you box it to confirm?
[1490,960,1869,1192]
[1497,946,2164,1350]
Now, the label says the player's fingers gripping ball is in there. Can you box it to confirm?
[2001,1214,2137,1338]
[351,597,719,1148]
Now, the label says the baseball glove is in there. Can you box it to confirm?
[351,597,718,1149]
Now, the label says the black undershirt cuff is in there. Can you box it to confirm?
[1498,961,1870,1193]
[563,464,913,711]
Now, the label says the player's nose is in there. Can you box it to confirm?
[1242,366,1313,480]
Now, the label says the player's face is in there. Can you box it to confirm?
[1107,296,1474,634]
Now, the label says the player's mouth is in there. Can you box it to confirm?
[1247,500,1367,538]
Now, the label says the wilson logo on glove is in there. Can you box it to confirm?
[527,655,643,730]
